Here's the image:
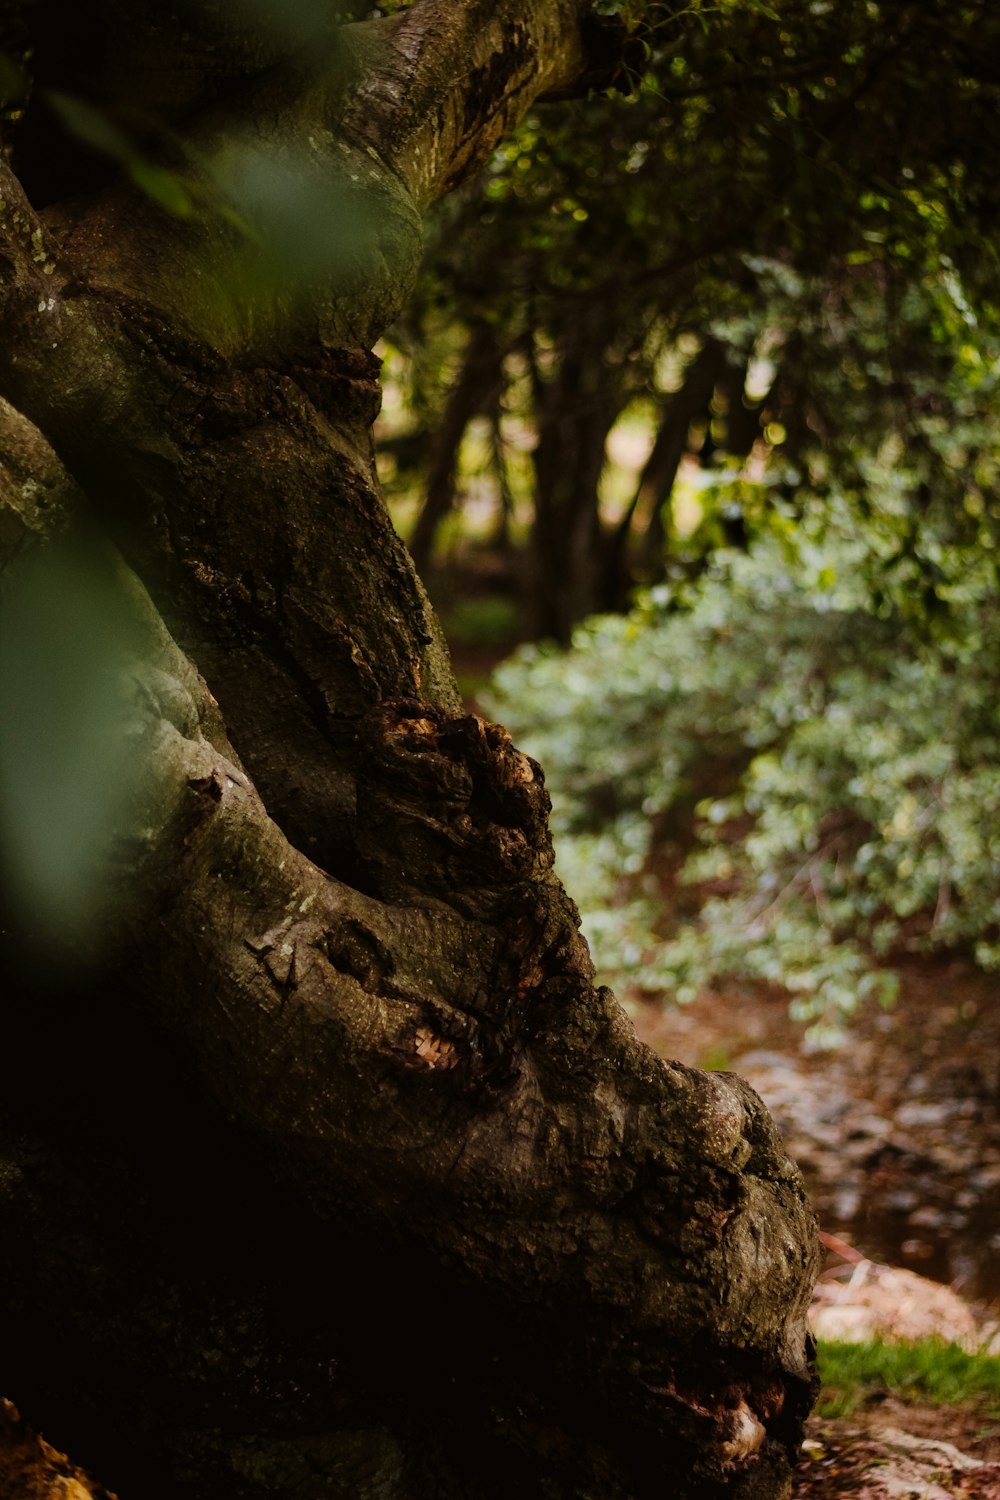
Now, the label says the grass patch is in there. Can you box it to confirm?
[698,1044,732,1072]
[816,1338,1000,1419]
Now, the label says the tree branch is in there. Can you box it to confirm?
[340,0,593,209]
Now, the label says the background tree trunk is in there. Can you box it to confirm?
[0,4,819,1497]
[633,337,729,578]
[408,321,507,573]
[528,310,626,641]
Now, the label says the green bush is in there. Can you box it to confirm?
[488,488,1000,1043]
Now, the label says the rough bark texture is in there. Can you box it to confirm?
[0,1399,117,1500]
[0,4,819,1497]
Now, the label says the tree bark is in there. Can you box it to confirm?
[0,1399,117,1500]
[0,5,819,1497]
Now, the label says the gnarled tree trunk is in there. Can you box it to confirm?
[0,4,818,1497]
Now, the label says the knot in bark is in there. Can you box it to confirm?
[353,699,555,915]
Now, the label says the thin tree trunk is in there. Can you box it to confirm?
[718,358,765,461]
[490,399,517,553]
[528,316,625,641]
[408,321,506,573]
[618,337,729,584]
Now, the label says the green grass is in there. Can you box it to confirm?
[698,1044,732,1072]
[816,1338,1000,1419]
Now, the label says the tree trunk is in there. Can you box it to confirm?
[0,5,818,1498]
[408,320,506,573]
[635,337,729,578]
[527,312,626,642]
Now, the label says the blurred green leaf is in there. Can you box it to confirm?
[226,0,354,47]
[128,161,198,218]
[0,50,29,110]
[44,88,203,224]
[44,88,134,163]
[0,536,142,942]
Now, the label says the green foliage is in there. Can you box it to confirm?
[0,536,145,940]
[0,49,28,112]
[487,463,1000,1042]
[44,90,202,217]
[387,0,1000,625]
[10,6,389,352]
[815,1338,1000,1419]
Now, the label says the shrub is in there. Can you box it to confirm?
[488,489,1000,1044]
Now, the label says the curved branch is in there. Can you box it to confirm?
[340,0,592,209]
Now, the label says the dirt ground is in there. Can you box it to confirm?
[793,1399,1000,1499]
[629,958,1000,1307]
[630,960,1000,1497]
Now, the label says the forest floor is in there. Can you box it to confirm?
[630,966,1000,1499]
[629,960,1000,1307]
[790,1399,1000,1499]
